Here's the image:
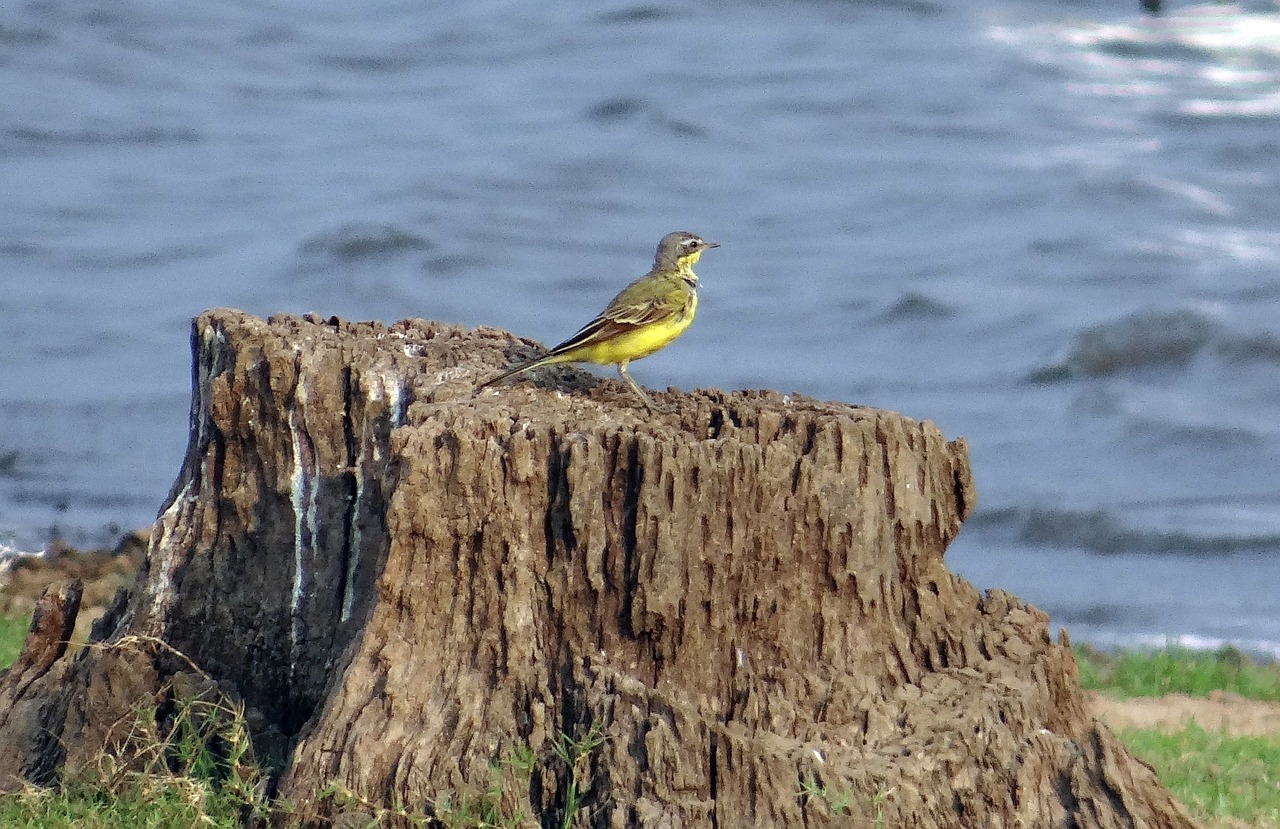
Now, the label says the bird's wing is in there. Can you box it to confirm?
[608,293,680,327]
[547,311,641,356]
[547,284,687,355]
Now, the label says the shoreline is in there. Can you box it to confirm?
[4,535,1280,744]
[7,532,1280,663]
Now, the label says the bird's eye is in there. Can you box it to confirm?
[682,237,701,248]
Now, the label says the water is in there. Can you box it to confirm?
[2,0,1279,654]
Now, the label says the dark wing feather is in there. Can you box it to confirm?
[545,294,672,357]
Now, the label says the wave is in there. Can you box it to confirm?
[1028,307,1216,381]
[4,124,201,150]
[877,291,957,321]
[967,501,1280,556]
[1027,304,1280,385]
[1212,331,1280,367]
[989,4,1280,120]
[297,222,432,263]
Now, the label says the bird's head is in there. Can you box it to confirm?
[655,231,718,270]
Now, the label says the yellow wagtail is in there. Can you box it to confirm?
[477,230,718,408]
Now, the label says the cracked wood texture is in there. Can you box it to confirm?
[0,308,1196,829]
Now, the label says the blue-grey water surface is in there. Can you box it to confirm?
[3,0,1279,654]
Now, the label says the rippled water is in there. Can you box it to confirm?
[2,0,1279,653]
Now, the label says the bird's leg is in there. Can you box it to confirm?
[617,361,657,409]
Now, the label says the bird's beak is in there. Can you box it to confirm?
[703,241,720,249]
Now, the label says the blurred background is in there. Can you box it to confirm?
[2,0,1278,653]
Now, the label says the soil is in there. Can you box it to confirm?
[0,529,147,645]
[5,532,1275,741]
[1089,690,1280,738]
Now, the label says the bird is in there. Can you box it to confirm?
[477,230,718,408]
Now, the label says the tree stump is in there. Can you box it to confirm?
[0,309,1197,828]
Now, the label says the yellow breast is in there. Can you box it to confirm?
[578,289,697,365]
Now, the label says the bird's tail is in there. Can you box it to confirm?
[475,352,555,391]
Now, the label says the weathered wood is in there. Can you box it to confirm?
[0,309,1197,828]
[0,580,82,786]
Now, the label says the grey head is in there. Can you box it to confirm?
[653,230,719,271]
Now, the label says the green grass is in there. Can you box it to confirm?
[798,773,893,827]
[1121,722,1280,829]
[1077,644,1280,829]
[0,644,270,829]
[0,612,29,670]
[8,622,1280,828]
[323,720,606,829]
[0,779,251,829]
[1075,643,1280,701]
